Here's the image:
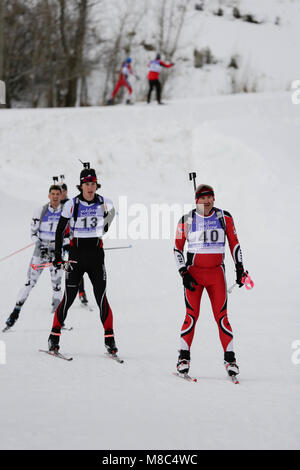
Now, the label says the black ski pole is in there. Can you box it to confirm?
[189,172,197,192]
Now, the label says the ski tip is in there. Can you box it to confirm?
[39,349,73,361]
[105,352,124,363]
[230,375,239,384]
[173,372,197,382]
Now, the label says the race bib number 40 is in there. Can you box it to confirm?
[188,228,225,253]
[188,211,226,254]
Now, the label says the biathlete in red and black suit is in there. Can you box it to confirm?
[174,184,248,376]
[147,53,174,104]
[48,166,118,355]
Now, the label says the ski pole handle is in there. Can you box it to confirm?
[227,273,254,294]
[30,246,132,269]
[189,172,197,191]
[242,272,254,290]
[31,260,78,271]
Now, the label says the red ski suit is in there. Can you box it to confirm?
[174,208,242,353]
[147,59,173,80]
[112,63,133,99]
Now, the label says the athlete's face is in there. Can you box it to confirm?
[196,195,215,216]
[48,190,62,208]
[82,181,97,201]
[61,188,68,200]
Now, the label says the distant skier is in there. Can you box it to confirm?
[47,165,119,356]
[147,53,174,104]
[106,57,138,105]
[174,184,248,379]
[3,184,66,331]
[59,180,89,307]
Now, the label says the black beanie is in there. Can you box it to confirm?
[77,168,101,190]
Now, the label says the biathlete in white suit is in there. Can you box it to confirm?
[48,165,118,355]
[4,184,67,331]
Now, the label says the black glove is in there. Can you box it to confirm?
[40,245,49,259]
[63,244,70,254]
[179,268,198,291]
[236,263,246,288]
[52,254,63,270]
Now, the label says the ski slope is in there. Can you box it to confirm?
[0,92,299,450]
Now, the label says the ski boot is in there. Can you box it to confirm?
[126,99,132,105]
[177,349,190,375]
[48,332,60,352]
[224,351,239,377]
[3,306,21,331]
[79,291,88,306]
[104,329,118,355]
[106,98,113,106]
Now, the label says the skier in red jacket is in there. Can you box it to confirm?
[174,184,248,379]
[147,54,174,104]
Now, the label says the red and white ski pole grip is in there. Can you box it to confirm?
[31,262,53,271]
[241,272,254,290]
[30,260,77,271]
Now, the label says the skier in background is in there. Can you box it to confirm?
[59,179,89,307]
[147,53,174,104]
[48,165,118,355]
[174,184,248,379]
[106,57,138,105]
[3,184,66,331]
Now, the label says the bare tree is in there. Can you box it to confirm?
[155,0,190,90]
[96,0,147,105]
[2,0,94,107]
[0,0,4,80]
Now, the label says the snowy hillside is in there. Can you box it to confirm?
[0,92,300,450]
[87,0,300,104]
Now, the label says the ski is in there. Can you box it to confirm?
[2,325,12,333]
[39,349,73,361]
[173,372,197,383]
[224,363,240,384]
[105,352,124,364]
[228,374,239,385]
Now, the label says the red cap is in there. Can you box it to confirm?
[195,184,214,199]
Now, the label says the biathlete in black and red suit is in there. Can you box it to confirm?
[174,184,248,377]
[60,181,89,306]
[48,166,118,355]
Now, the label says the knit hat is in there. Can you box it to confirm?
[77,168,101,190]
[195,184,214,200]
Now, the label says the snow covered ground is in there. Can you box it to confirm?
[88,0,300,104]
[0,91,300,450]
